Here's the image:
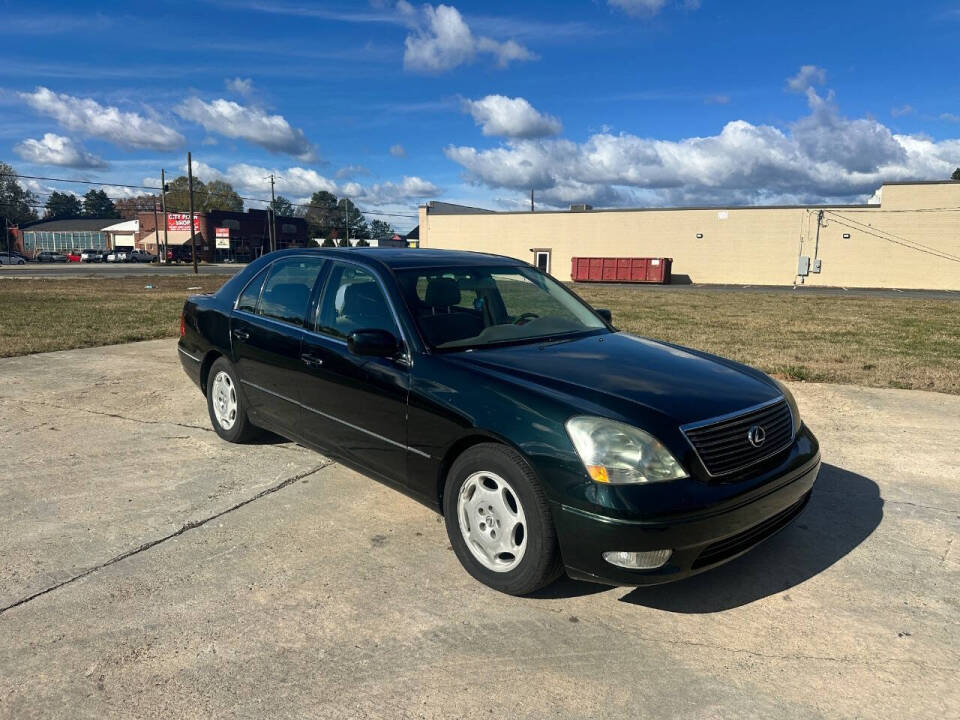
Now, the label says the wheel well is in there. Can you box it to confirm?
[436,434,521,509]
[199,350,222,395]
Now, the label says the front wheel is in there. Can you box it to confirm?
[443,443,563,595]
[206,357,259,443]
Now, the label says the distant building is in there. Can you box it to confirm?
[417,181,960,291]
[137,208,308,262]
[20,217,120,255]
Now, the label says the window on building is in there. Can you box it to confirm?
[533,249,551,274]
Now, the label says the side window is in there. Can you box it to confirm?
[236,267,269,313]
[257,257,325,327]
[316,263,398,339]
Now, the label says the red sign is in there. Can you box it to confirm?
[215,227,230,238]
[167,213,201,232]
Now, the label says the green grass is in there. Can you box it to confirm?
[0,276,228,357]
[572,284,960,395]
[1,276,958,395]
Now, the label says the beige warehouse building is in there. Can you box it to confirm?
[417,181,960,290]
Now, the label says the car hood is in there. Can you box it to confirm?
[445,331,781,426]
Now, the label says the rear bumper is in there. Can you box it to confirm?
[177,342,203,390]
[554,450,820,586]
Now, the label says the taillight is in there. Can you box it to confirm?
[180,313,186,337]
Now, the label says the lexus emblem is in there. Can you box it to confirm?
[747,424,766,448]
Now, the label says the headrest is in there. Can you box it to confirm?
[424,277,461,307]
[342,281,382,315]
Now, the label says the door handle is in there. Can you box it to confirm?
[301,353,324,367]
[232,329,250,341]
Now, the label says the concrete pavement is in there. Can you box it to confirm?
[0,339,957,719]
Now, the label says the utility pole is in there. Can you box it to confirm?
[530,188,535,212]
[344,198,350,246]
[269,174,277,252]
[188,152,198,275]
[152,201,160,259]
[160,168,169,264]
[814,209,824,260]
[4,216,9,261]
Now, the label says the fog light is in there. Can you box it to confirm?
[603,549,672,570]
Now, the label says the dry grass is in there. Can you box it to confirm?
[0,276,228,357]
[1,276,957,394]
[573,284,960,395]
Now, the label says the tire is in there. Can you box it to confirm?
[443,443,563,595]
[206,357,259,443]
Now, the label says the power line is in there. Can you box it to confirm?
[821,209,960,263]
[817,213,960,264]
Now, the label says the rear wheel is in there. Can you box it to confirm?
[206,357,259,442]
[443,443,563,595]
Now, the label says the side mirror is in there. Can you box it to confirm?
[595,308,612,323]
[347,329,401,358]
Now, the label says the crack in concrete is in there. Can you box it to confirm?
[0,462,334,616]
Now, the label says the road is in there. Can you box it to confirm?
[0,340,957,719]
[0,263,243,278]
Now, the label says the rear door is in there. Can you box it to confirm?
[298,261,411,483]
[230,256,326,437]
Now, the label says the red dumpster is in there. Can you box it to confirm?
[571,257,672,284]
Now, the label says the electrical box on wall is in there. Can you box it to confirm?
[812,258,822,273]
[797,256,810,276]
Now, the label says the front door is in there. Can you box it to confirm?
[299,261,410,484]
[231,256,326,436]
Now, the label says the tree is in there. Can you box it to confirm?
[320,237,335,247]
[369,219,393,237]
[354,237,370,247]
[45,191,82,219]
[204,180,243,212]
[164,176,201,214]
[952,168,960,181]
[270,195,295,217]
[81,189,119,218]
[337,198,369,240]
[304,190,339,237]
[0,162,39,226]
[115,194,160,219]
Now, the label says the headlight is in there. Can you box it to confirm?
[565,416,688,484]
[772,379,802,434]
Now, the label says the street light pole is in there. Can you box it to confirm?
[161,168,169,264]
[188,152,197,275]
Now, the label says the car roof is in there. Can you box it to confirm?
[269,247,525,271]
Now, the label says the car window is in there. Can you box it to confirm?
[316,263,398,339]
[257,257,326,327]
[236,267,270,314]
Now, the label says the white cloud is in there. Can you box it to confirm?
[891,104,915,117]
[399,2,537,72]
[940,112,960,123]
[14,133,106,168]
[225,77,254,97]
[462,95,561,138]
[787,65,827,93]
[19,86,184,151]
[444,83,960,209]
[390,143,407,157]
[175,97,318,161]
[335,164,371,179]
[187,160,441,208]
[608,0,668,15]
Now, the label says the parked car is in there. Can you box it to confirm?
[106,249,129,263]
[36,251,67,263]
[129,249,156,263]
[0,252,27,265]
[64,250,81,262]
[167,245,194,264]
[80,248,103,263]
[179,249,820,595]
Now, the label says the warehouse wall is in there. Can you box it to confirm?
[418,183,960,290]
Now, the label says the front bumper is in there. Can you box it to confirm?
[553,439,820,586]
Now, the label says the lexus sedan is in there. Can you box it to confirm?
[179,248,820,595]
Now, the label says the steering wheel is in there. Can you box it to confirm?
[513,312,540,326]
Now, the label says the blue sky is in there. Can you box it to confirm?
[2,0,959,230]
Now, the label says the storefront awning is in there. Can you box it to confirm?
[139,230,201,247]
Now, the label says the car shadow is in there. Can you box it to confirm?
[616,463,883,612]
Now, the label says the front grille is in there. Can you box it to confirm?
[691,493,810,569]
[682,398,794,477]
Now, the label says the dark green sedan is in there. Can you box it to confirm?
[179,248,820,595]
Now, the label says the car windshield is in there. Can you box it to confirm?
[396,265,608,350]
